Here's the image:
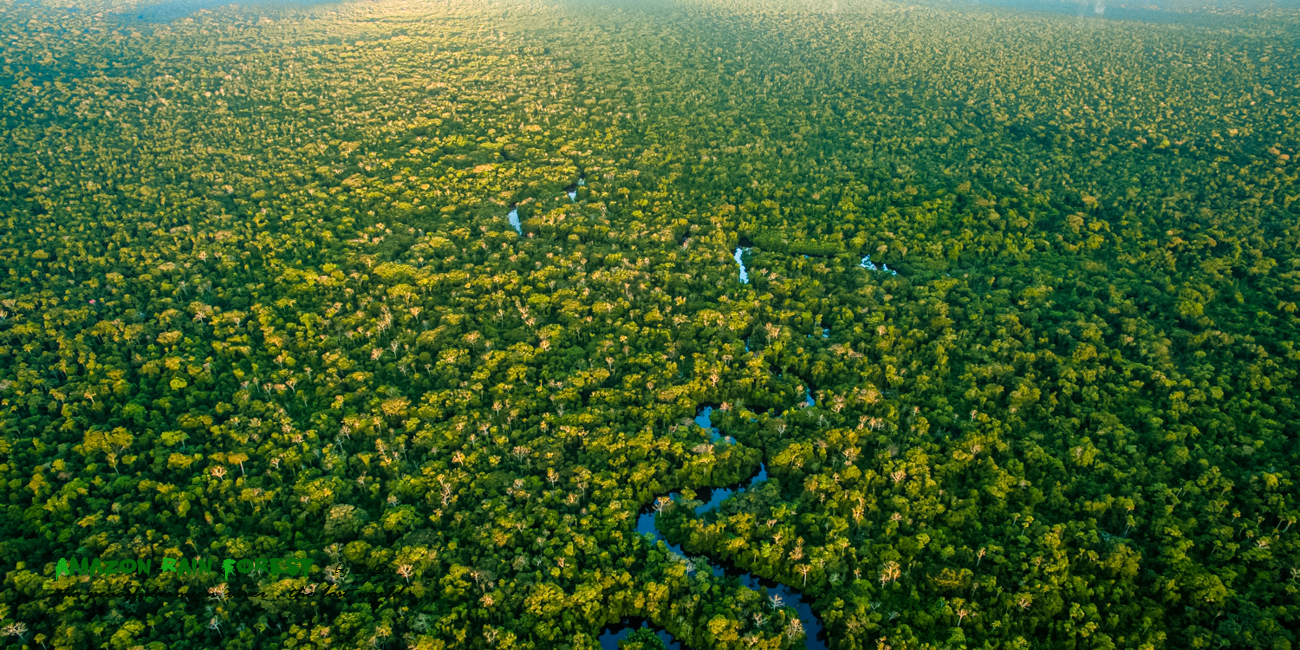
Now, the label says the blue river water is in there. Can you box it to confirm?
[859,254,896,276]
[734,247,751,284]
[598,406,827,650]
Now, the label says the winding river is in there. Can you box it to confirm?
[598,406,827,650]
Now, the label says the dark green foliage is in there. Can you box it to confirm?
[0,0,1297,649]
[622,628,668,650]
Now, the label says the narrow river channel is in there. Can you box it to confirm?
[598,406,827,650]
[507,206,522,234]
[734,247,751,284]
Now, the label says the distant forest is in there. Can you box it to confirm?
[0,0,1297,649]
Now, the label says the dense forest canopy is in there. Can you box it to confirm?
[0,0,1297,648]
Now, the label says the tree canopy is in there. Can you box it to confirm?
[0,0,1297,649]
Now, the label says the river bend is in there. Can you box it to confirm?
[598,406,827,650]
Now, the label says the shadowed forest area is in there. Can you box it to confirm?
[0,0,1297,648]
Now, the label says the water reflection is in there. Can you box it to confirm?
[694,406,735,445]
[507,207,522,234]
[599,620,683,650]
[606,406,827,650]
[859,254,897,275]
[734,247,751,283]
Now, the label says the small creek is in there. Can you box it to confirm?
[859,254,897,276]
[507,207,522,234]
[734,247,751,284]
[736,248,900,285]
[598,406,827,650]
